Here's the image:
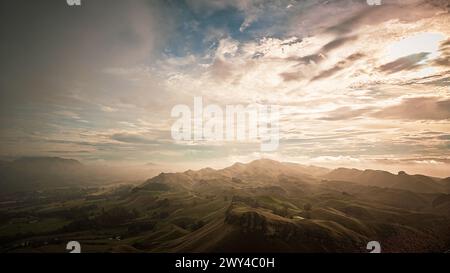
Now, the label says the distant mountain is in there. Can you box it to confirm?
[11,156,83,171]
[220,159,329,178]
[13,156,82,164]
[0,157,94,193]
[0,157,166,194]
[139,159,328,194]
[323,168,447,194]
[141,159,447,194]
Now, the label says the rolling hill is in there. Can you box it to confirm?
[323,168,448,194]
[1,159,449,253]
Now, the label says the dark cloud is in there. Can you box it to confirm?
[379,52,430,73]
[321,35,358,52]
[433,38,450,67]
[47,150,92,154]
[280,38,303,46]
[325,6,372,35]
[0,0,173,107]
[286,35,358,67]
[373,97,450,120]
[318,106,373,121]
[111,133,162,145]
[286,54,324,66]
[312,53,365,81]
[374,157,450,165]
[403,135,440,141]
[279,71,302,82]
[399,72,450,87]
[437,134,450,140]
[280,41,362,82]
[422,76,450,87]
[281,130,382,146]
[420,131,446,135]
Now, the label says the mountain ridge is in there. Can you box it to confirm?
[141,159,449,194]
[323,167,447,193]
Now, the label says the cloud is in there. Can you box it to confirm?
[286,0,367,37]
[433,38,450,67]
[280,38,303,46]
[318,106,373,121]
[378,52,430,73]
[312,52,365,81]
[239,6,260,32]
[111,133,162,145]
[437,135,450,140]
[280,38,361,82]
[321,35,358,53]
[286,53,325,66]
[210,58,235,81]
[0,0,173,107]
[285,35,358,67]
[279,71,303,82]
[372,97,450,120]
[325,0,448,35]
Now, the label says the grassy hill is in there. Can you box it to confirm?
[0,159,449,253]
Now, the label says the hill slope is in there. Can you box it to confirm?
[323,168,447,193]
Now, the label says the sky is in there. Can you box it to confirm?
[0,0,449,177]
